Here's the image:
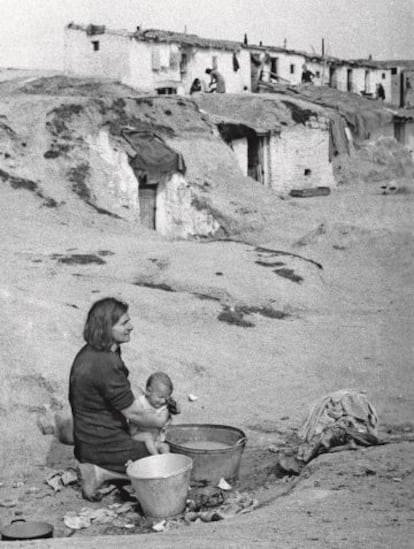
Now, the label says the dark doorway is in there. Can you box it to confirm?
[139,183,157,229]
[270,57,278,77]
[364,70,370,94]
[347,69,353,92]
[329,67,336,88]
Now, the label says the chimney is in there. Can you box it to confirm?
[243,33,248,45]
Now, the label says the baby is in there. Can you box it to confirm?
[130,371,180,455]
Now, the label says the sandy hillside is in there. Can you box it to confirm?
[0,72,413,548]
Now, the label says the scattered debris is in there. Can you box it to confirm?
[217,478,232,491]
[46,468,79,492]
[61,469,79,486]
[152,520,166,532]
[12,481,24,488]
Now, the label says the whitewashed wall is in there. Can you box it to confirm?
[182,48,251,93]
[276,52,307,85]
[269,120,335,194]
[156,173,220,238]
[370,68,392,102]
[126,41,166,91]
[85,129,139,221]
[64,29,131,81]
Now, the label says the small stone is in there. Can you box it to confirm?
[188,394,198,402]
[217,478,232,491]
[12,481,25,489]
[152,520,166,532]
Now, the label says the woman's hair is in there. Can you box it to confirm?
[146,371,173,393]
[83,297,129,351]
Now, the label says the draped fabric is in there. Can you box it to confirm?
[122,130,186,183]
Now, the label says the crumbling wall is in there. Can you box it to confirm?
[86,129,139,221]
[269,118,336,194]
[156,173,221,238]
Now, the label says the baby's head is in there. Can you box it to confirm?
[145,371,173,409]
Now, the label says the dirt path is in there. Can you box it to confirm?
[0,170,413,546]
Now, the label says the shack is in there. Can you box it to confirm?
[64,23,250,95]
[196,93,338,194]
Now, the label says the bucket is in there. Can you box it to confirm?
[126,454,192,519]
[166,424,247,484]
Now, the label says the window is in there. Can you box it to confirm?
[391,68,397,75]
[315,71,320,78]
[92,41,100,51]
[382,72,386,79]
[290,64,295,74]
[270,57,278,75]
[156,87,177,95]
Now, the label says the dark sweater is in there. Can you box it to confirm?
[69,345,147,472]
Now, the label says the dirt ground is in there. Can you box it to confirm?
[0,73,413,547]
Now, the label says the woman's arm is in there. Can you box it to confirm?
[121,400,167,429]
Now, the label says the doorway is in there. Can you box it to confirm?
[329,67,336,88]
[247,133,270,186]
[347,69,353,92]
[270,57,278,77]
[139,183,157,229]
[364,70,370,94]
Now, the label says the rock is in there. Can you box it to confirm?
[217,478,232,491]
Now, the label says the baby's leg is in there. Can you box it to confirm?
[132,431,158,455]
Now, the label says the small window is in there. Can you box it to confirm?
[92,41,100,51]
[391,67,397,75]
[382,72,386,79]
[315,71,320,78]
[156,87,177,95]
[290,64,295,74]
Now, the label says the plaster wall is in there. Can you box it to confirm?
[273,52,306,85]
[64,29,130,81]
[126,41,162,92]
[269,122,335,194]
[85,129,139,221]
[156,173,220,238]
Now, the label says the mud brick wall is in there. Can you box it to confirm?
[269,118,336,194]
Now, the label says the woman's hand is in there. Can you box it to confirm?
[121,400,167,429]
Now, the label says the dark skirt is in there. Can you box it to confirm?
[75,437,150,474]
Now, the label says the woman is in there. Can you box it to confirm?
[69,297,166,500]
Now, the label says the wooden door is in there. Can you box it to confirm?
[139,185,157,230]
